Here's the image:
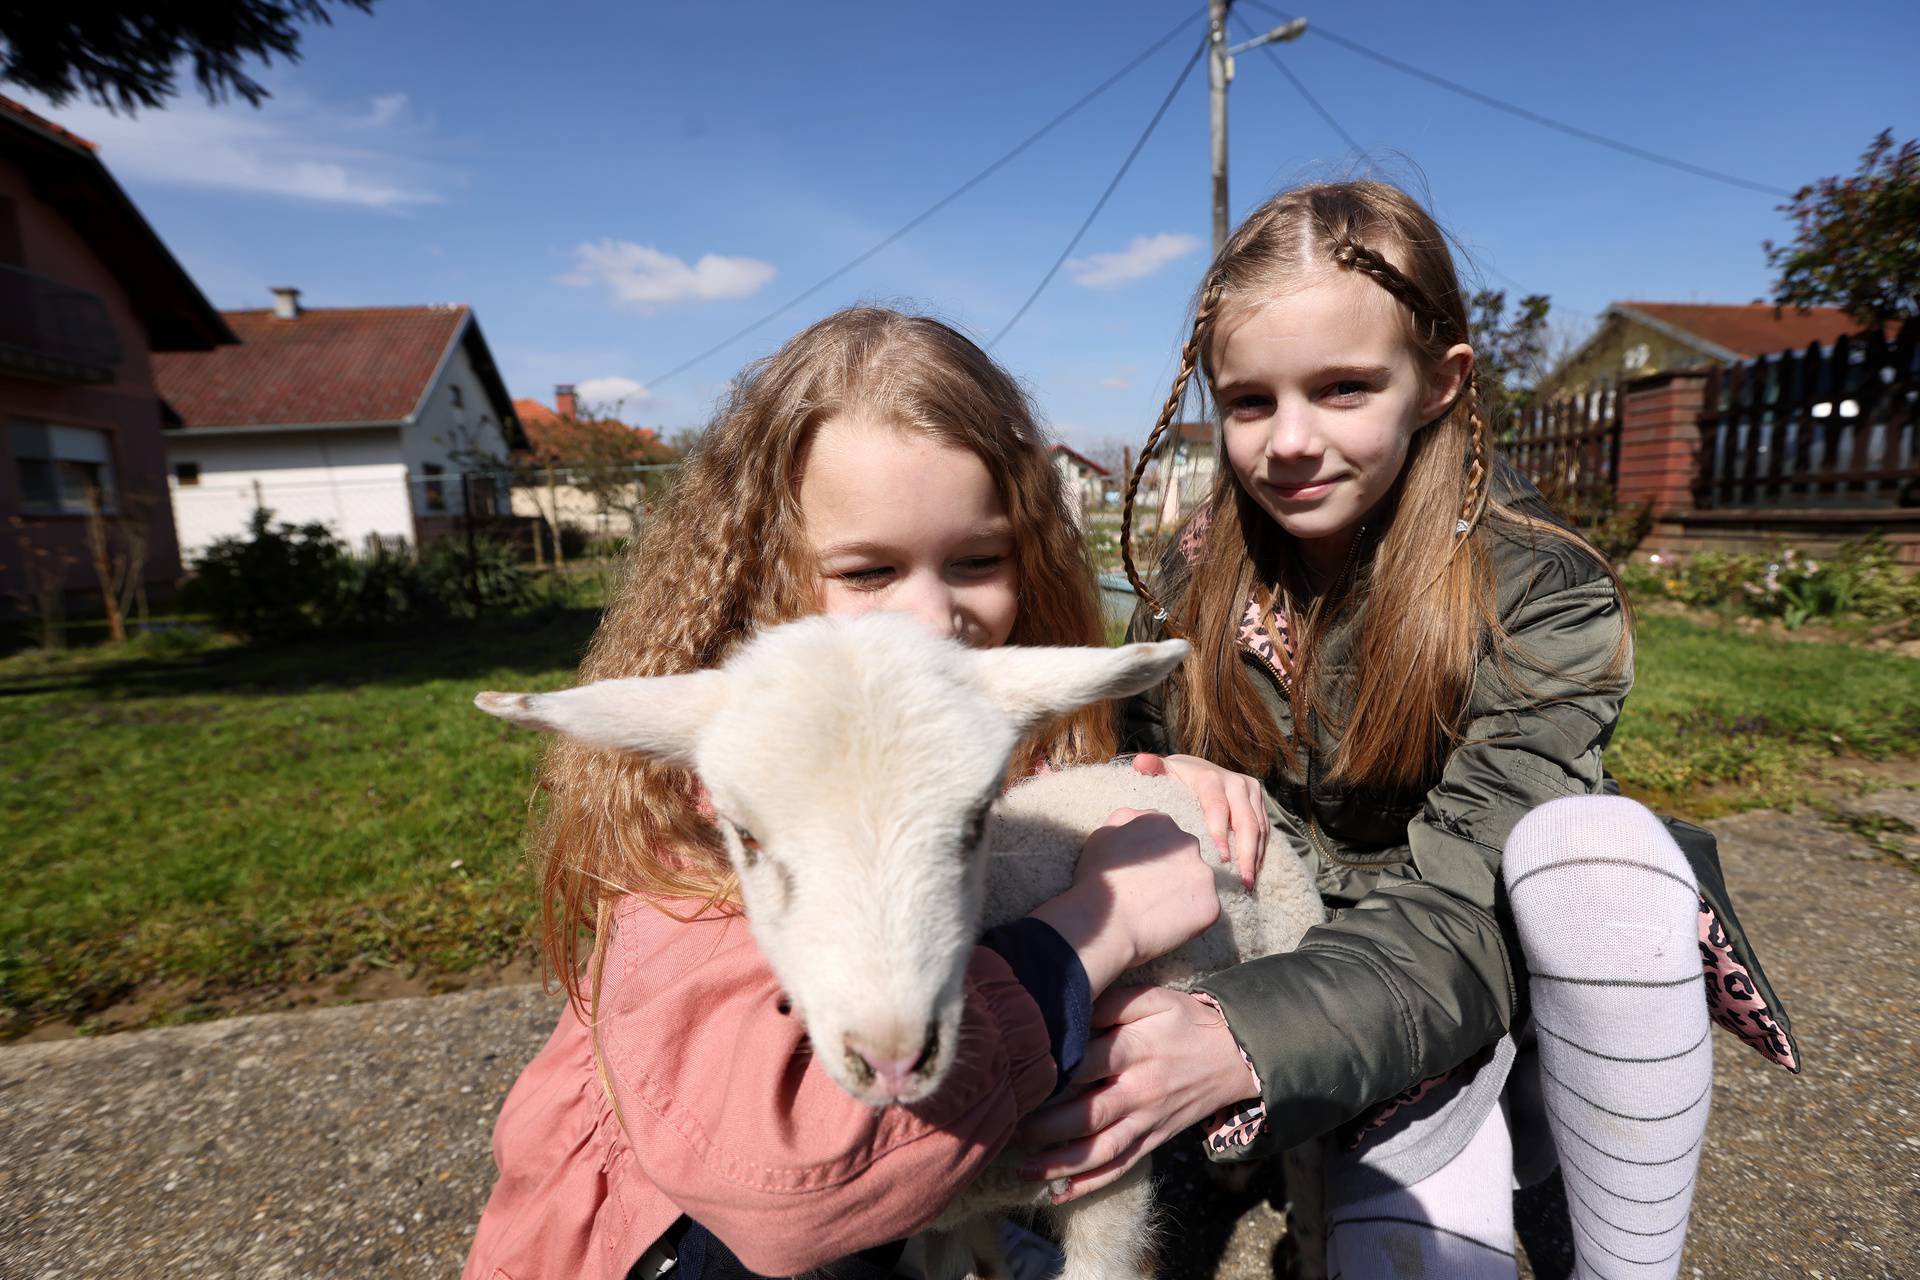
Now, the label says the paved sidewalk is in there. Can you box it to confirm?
[3,804,1914,1278]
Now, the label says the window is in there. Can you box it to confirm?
[10,421,116,514]
[469,474,499,514]
[449,384,464,408]
[174,462,201,487]
[422,462,447,512]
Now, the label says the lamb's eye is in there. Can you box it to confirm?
[734,825,761,866]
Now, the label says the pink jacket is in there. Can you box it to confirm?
[463,897,1057,1280]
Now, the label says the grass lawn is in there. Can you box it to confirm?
[4,607,1916,1038]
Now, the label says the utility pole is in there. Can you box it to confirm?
[1210,7,1312,255]
[1208,0,1232,256]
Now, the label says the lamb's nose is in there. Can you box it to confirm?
[845,1021,941,1097]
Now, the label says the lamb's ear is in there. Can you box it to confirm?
[966,639,1189,730]
[473,671,726,763]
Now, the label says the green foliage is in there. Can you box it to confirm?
[415,536,537,619]
[183,508,535,639]
[0,1,376,113]
[582,534,629,561]
[1550,491,1654,564]
[182,509,353,640]
[1470,288,1553,428]
[1765,130,1920,329]
[1619,536,1920,635]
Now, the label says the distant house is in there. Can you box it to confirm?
[1158,421,1216,525]
[510,384,669,540]
[1049,442,1110,519]
[0,96,233,608]
[1542,302,1872,398]
[154,294,525,557]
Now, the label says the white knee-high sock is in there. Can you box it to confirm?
[1326,1100,1517,1279]
[1503,796,1712,1280]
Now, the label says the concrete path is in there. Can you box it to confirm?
[3,804,1914,1279]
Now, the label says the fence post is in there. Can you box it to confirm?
[1617,370,1709,519]
[461,472,481,612]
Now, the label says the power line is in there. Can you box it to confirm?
[1230,13,1361,155]
[1228,13,1600,329]
[990,36,1208,348]
[642,8,1205,390]
[1241,0,1792,198]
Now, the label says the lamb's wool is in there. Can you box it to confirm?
[477,613,1329,1280]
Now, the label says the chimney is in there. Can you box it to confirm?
[554,383,578,419]
[270,286,302,320]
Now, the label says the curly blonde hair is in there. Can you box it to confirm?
[534,307,1116,1004]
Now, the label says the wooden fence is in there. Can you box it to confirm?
[1504,384,1621,508]
[1694,321,1918,511]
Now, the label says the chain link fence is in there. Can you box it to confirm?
[169,461,683,566]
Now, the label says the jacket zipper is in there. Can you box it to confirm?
[1245,527,1369,868]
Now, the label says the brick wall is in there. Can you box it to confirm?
[1616,370,1707,519]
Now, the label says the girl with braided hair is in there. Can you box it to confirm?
[1017,182,1798,1279]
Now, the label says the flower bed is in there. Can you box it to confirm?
[1619,535,1920,637]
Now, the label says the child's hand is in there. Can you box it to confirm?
[1132,753,1268,890]
[1030,810,1219,995]
[1015,984,1255,1201]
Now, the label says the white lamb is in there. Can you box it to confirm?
[477,612,1326,1280]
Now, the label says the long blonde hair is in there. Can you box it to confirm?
[535,307,1115,1004]
[1123,181,1626,793]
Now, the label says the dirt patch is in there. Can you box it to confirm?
[12,954,545,1044]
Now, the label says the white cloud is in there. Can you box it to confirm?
[1066,232,1202,289]
[15,88,443,208]
[560,240,775,310]
[575,376,652,409]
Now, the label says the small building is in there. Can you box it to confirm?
[511,384,670,540]
[0,96,234,609]
[1542,302,1870,398]
[1158,421,1216,526]
[154,295,525,558]
[1049,442,1110,518]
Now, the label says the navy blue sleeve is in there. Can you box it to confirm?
[980,917,1093,1096]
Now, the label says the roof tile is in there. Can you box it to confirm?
[155,305,469,428]
[1619,302,1871,359]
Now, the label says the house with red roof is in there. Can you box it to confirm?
[1541,301,1875,397]
[1049,442,1111,522]
[154,291,525,556]
[1155,421,1218,526]
[1,96,233,611]
[507,384,671,541]
[513,384,664,463]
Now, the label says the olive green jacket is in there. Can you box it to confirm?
[1120,466,1634,1155]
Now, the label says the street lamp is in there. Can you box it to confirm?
[1229,16,1308,57]
[1209,7,1310,252]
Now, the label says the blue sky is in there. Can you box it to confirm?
[18,0,1919,450]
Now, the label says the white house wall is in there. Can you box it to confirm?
[168,427,410,561]
[510,479,637,537]
[403,330,516,517]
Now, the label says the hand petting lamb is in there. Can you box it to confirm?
[476,611,1326,1280]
